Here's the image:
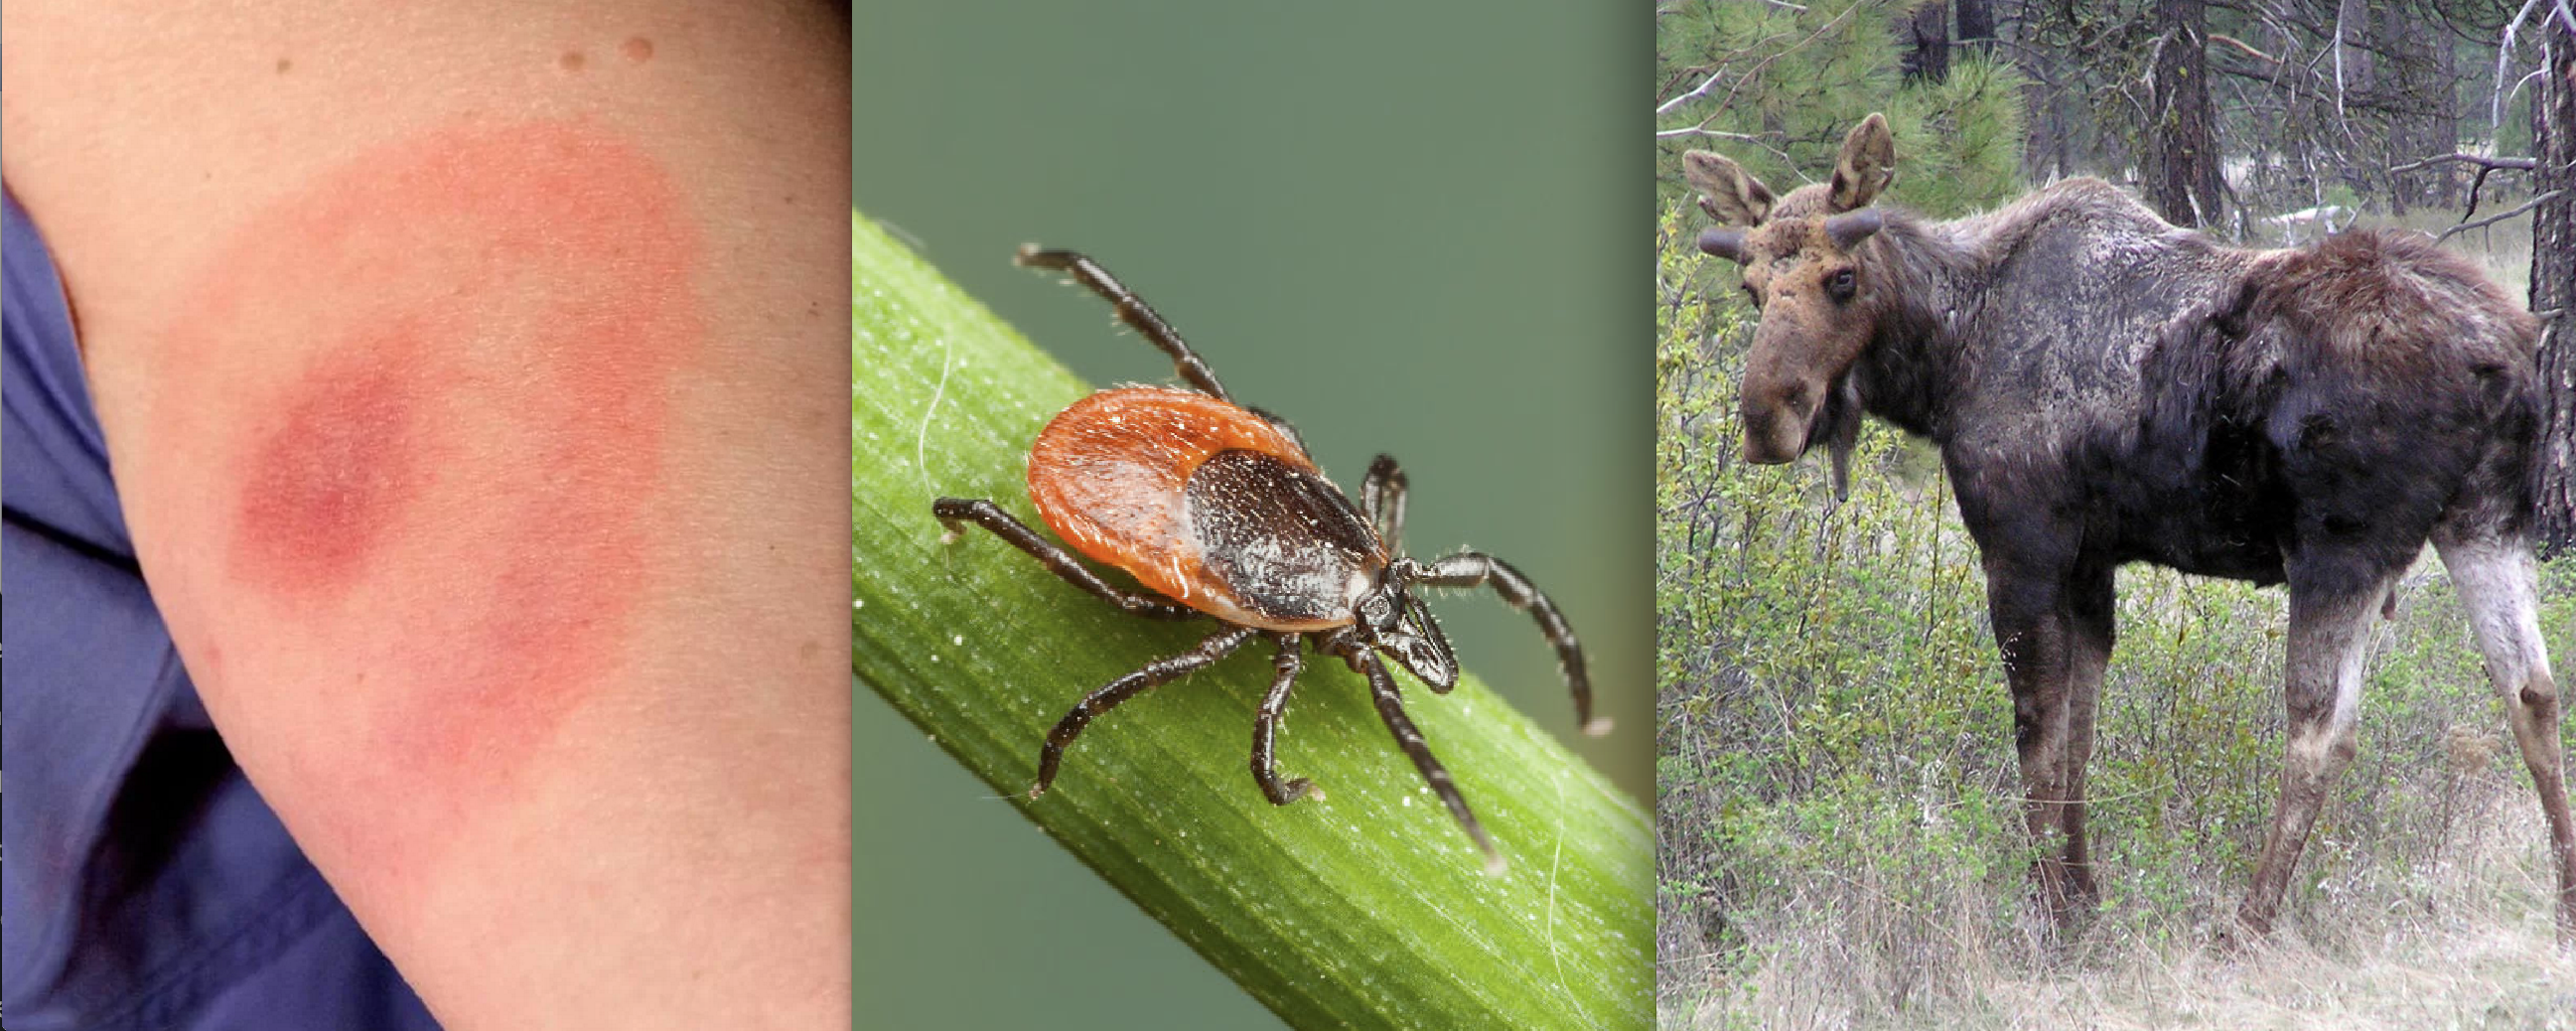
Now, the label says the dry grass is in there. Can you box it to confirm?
[1665,797,2574,1031]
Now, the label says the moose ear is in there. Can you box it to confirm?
[1683,150,1775,226]
[1829,113,1897,213]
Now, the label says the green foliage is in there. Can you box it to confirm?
[852,215,1653,1030]
[1653,204,2027,1015]
[1654,0,2026,221]
[1651,199,2576,1024]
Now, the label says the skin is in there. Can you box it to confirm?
[183,121,701,857]
[4,1,849,1026]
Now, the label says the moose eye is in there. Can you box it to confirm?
[1826,268,1857,302]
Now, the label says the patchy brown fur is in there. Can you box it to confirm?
[2245,230,2539,378]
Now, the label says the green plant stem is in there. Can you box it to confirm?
[852,213,1651,1030]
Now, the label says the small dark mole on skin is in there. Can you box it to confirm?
[559,51,586,73]
[621,37,654,63]
[276,58,292,74]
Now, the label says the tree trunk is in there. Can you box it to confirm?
[2334,0,2373,101]
[2333,0,2373,206]
[2146,0,2222,227]
[1957,0,1993,57]
[1899,2,1951,84]
[1957,0,1998,49]
[2381,5,2415,217]
[2533,23,2576,556]
[2011,0,2067,182]
[2430,25,2459,209]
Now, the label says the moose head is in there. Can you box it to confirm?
[1684,113,1898,499]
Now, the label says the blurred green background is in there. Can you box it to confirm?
[855,4,1644,1026]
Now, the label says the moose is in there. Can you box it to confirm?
[1685,114,2569,942]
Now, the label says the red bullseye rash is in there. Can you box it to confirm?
[230,318,441,598]
[155,118,706,885]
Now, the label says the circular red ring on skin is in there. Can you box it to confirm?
[143,118,705,888]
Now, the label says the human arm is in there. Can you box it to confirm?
[1,2,850,1025]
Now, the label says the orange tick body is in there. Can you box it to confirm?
[1029,386,1382,633]
[934,245,1604,869]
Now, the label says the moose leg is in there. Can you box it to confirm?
[2238,573,2389,937]
[2433,531,2573,939]
[1985,561,2114,929]
[2056,568,2116,910]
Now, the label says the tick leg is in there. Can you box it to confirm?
[1358,648,1502,872]
[932,498,1197,621]
[1361,454,1408,549]
[1032,625,1258,799]
[1251,635,1318,805]
[1415,551,1607,735]
[1014,246,1229,401]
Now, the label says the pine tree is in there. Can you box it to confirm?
[1656,0,2027,221]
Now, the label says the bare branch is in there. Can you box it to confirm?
[2208,32,2279,66]
[2436,189,2567,242]
[2332,0,2348,122]
[1654,127,1770,142]
[1655,65,1734,117]
[2510,67,2548,115]
[2497,0,2547,135]
[2389,153,2537,174]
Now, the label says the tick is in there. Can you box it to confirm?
[934,245,1607,869]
